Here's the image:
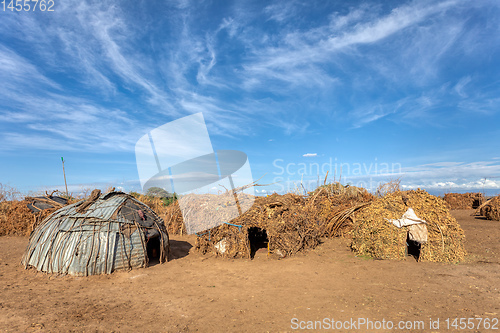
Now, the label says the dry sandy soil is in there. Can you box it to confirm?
[0,210,499,332]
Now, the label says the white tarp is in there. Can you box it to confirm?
[386,208,426,228]
[408,224,428,244]
[386,208,428,244]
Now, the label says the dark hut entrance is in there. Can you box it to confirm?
[147,236,162,265]
[472,197,482,209]
[248,227,268,259]
[406,234,421,261]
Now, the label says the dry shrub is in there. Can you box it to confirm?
[310,182,374,206]
[375,178,401,197]
[480,195,500,221]
[0,200,54,236]
[444,192,483,210]
[0,184,33,236]
[0,183,77,236]
[131,193,186,235]
[0,183,21,202]
[163,201,185,235]
[351,189,466,263]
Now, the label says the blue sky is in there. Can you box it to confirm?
[1,0,500,196]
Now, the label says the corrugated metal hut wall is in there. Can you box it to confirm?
[22,192,168,276]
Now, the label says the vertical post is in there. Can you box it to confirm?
[61,157,69,198]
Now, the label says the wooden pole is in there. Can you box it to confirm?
[61,157,68,197]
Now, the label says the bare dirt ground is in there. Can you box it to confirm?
[0,210,499,332]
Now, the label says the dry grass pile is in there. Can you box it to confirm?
[0,184,70,236]
[375,178,402,197]
[134,181,375,245]
[131,193,186,235]
[309,183,375,237]
[310,182,374,206]
[479,195,500,221]
[195,193,322,258]
[351,189,466,263]
[0,200,55,236]
[163,202,185,234]
[444,192,483,210]
[195,183,375,259]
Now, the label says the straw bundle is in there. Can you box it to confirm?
[308,183,375,237]
[163,201,186,235]
[351,189,466,263]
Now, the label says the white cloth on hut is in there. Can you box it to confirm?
[407,224,428,244]
[386,208,428,244]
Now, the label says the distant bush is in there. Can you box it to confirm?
[0,183,21,202]
[146,187,172,198]
[376,178,402,197]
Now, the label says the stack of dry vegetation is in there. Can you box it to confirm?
[0,196,69,236]
[0,200,48,236]
[195,182,376,259]
[351,189,466,263]
[163,202,185,234]
[131,193,186,235]
[196,193,323,258]
[477,195,500,221]
[308,183,375,237]
[375,178,402,197]
[444,192,483,210]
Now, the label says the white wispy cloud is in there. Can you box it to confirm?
[401,179,500,191]
[454,76,472,98]
[0,46,60,91]
[303,153,317,157]
[264,1,301,22]
[243,1,459,74]
[1,0,500,155]
[401,161,500,181]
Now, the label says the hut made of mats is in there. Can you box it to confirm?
[443,192,483,210]
[351,189,466,263]
[22,190,169,276]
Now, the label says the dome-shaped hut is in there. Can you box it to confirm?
[22,190,169,276]
[351,189,466,263]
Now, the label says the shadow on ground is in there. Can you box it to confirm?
[169,239,193,260]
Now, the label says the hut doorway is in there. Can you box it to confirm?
[248,227,268,259]
[146,236,162,265]
[406,234,421,261]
